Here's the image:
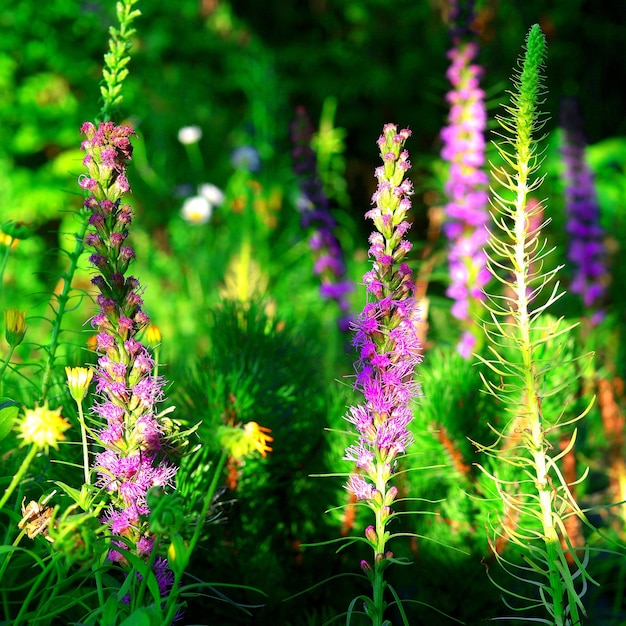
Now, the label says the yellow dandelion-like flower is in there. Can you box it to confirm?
[243,421,273,458]
[18,404,70,452]
[218,421,273,460]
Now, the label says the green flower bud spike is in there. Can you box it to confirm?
[475,24,597,625]
[100,0,141,122]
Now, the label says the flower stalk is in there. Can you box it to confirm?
[344,124,421,624]
[79,119,178,602]
[477,24,594,624]
[440,0,490,357]
[38,218,89,405]
[66,367,95,485]
[39,0,141,407]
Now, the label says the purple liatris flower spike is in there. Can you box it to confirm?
[80,121,177,598]
[344,124,421,571]
[290,106,354,332]
[560,98,607,324]
[440,6,490,358]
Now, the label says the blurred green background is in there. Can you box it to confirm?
[1,0,623,221]
[2,0,624,367]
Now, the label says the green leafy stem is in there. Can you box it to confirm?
[476,24,595,625]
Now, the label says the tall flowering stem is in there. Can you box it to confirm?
[290,106,353,332]
[440,0,490,357]
[79,120,177,598]
[560,98,607,324]
[477,25,595,623]
[38,0,140,407]
[344,124,421,625]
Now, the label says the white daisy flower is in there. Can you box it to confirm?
[177,125,202,145]
[198,183,225,207]
[181,195,212,224]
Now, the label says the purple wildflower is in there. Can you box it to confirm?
[80,121,177,601]
[344,124,421,553]
[440,1,490,358]
[560,98,607,323]
[290,106,354,332]
[339,125,421,620]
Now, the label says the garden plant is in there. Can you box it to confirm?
[1,1,625,625]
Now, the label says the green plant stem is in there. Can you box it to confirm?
[94,566,105,612]
[135,535,159,609]
[512,125,566,626]
[75,399,90,485]
[183,142,204,178]
[39,214,89,405]
[0,528,30,594]
[0,238,14,298]
[0,444,38,511]
[12,554,58,626]
[0,344,15,384]
[368,461,391,626]
[162,450,228,625]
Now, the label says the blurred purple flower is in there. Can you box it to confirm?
[560,98,607,323]
[440,32,490,358]
[290,106,354,331]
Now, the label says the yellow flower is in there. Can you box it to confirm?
[65,367,94,403]
[18,404,70,452]
[243,421,273,457]
[0,233,19,249]
[218,421,273,460]
[4,309,27,347]
[145,324,162,345]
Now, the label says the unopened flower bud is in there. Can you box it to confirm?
[372,489,384,506]
[65,367,94,403]
[168,534,190,570]
[145,324,162,345]
[2,220,32,241]
[4,309,27,347]
[365,525,377,544]
[384,485,398,506]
